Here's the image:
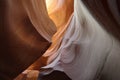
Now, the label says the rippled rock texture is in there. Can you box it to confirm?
[1,0,120,80]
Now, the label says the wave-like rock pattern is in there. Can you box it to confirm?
[1,0,120,80]
[41,0,120,80]
[0,0,56,79]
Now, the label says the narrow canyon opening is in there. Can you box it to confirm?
[15,0,74,80]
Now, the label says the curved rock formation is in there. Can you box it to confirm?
[1,0,120,80]
[83,0,120,41]
[0,0,56,79]
[40,0,120,80]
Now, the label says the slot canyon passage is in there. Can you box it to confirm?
[1,0,120,80]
